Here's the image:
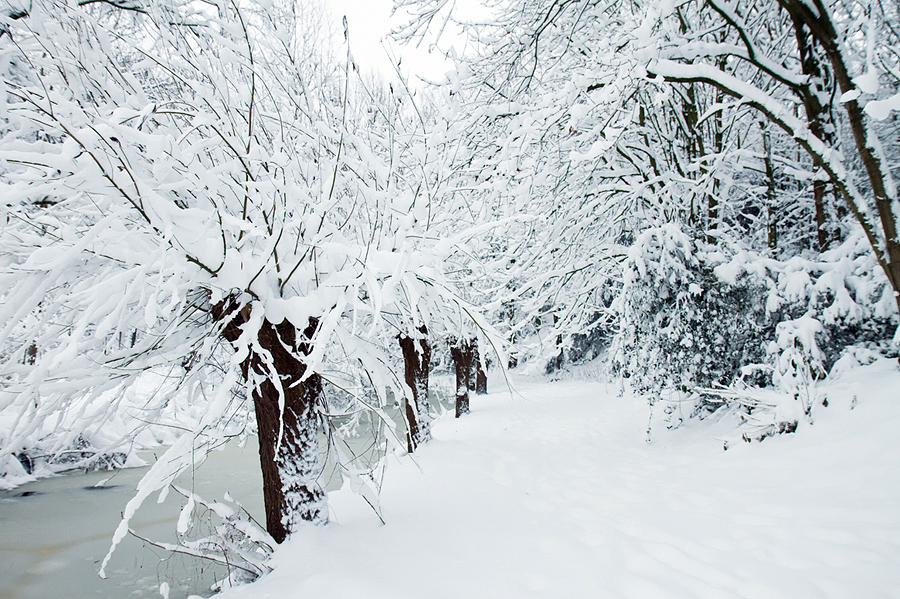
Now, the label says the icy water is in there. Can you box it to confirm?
[0,385,447,599]
[0,439,265,599]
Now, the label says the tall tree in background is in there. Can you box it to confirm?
[395,0,646,366]
[398,0,898,359]
[394,0,760,365]
[644,0,900,314]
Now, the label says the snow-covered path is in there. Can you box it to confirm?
[219,359,900,599]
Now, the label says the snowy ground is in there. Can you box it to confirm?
[218,359,900,599]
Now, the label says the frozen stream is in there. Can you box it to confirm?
[0,393,423,599]
[0,438,266,599]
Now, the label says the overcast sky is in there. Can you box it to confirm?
[320,0,455,84]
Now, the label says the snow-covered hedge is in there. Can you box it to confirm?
[613,224,898,433]
[612,224,769,396]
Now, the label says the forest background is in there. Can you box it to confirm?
[0,0,898,586]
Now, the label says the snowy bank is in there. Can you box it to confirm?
[216,359,900,599]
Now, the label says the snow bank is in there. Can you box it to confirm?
[216,361,900,599]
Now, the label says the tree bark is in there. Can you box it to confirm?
[475,360,487,395]
[251,318,326,543]
[216,301,326,543]
[762,124,778,252]
[24,342,37,365]
[450,338,472,418]
[471,340,487,395]
[707,55,727,243]
[399,325,432,452]
[791,14,836,252]
[548,314,563,372]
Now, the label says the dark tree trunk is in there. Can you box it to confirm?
[400,384,419,454]
[549,314,563,372]
[450,338,472,418]
[762,124,778,252]
[216,302,326,544]
[471,340,487,395]
[474,359,487,395]
[24,342,37,365]
[707,55,727,243]
[781,0,900,311]
[791,14,838,252]
[251,318,326,543]
[399,325,432,452]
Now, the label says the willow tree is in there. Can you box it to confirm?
[0,0,484,562]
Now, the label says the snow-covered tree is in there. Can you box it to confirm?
[641,0,900,315]
[0,0,490,563]
[393,0,653,369]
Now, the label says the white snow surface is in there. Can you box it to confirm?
[218,359,900,599]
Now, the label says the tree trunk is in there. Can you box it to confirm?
[475,369,488,395]
[399,325,432,452]
[450,338,472,418]
[548,314,563,373]
[791,15,836,252]
[24,342,37,365]
[781,0,900,312]
[216,302,326,544]
[251,318,326,543]
[471,340,487,395]
[474,359,487,395]
[762,124,778,252]
[707,56,727,244]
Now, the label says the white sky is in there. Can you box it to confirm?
[320,0,455,84]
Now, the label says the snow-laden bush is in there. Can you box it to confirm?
[714,234,898,369]
[614,224,898,438]
[612,224,769,398]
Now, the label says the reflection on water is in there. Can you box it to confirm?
[0,438,264,599]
